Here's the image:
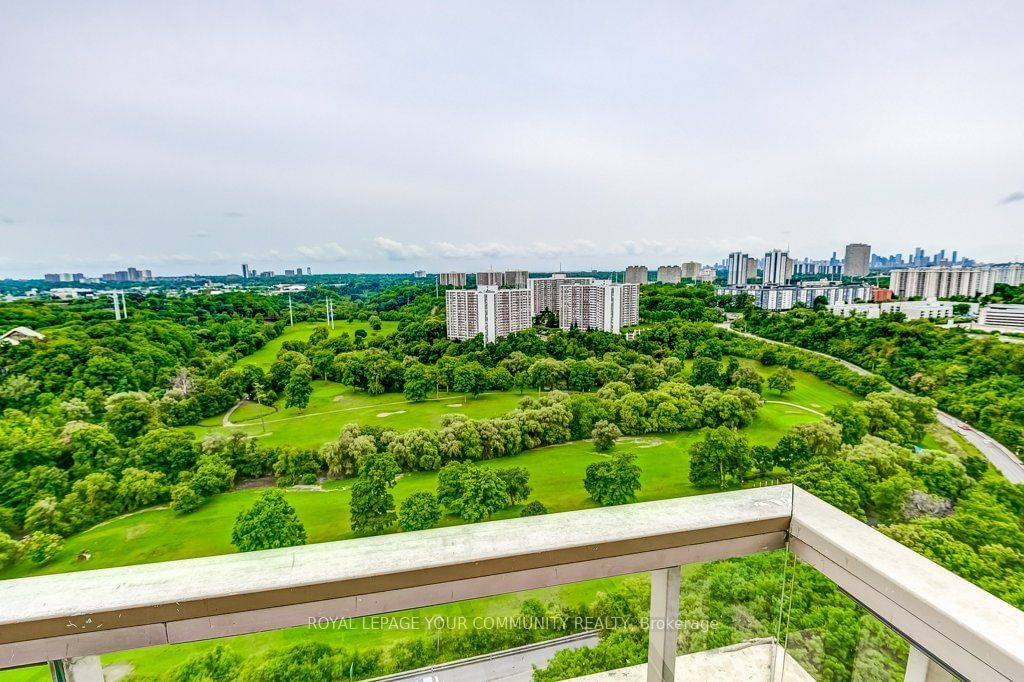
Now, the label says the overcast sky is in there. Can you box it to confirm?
[1,1,1022,277]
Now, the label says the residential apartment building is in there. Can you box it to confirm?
[624,265,648,285]
[843,243,871,278]
[993,264,1024,287]
[793,260,842,278]
[439,272,467,287]
[559,282,639,334]
[101,268,152,282]
[503,270,529,288]
[717,283,872,311]
[828,300,954,320]
[696,267,718,282]
[889,267,997,299]
[681,262,702,279]
[726,252,758,286]
[746,258,758,283]
[43,273,86,283]
[978,303,1024,330]
[529,273,594,313]
[476,271,502,287]
[656,265,682,284]
[763,250,794,285]
[445,286,532,343]
[726,252,745,286]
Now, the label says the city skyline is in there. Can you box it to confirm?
[19,239,1016,282]
[2,2,1023,278]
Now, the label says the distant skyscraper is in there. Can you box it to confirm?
[241,264,250,278]
[306,267,312,275]
[843,243,871,278]
[762,250,794,285]
[624,265,648,285]
[681,262,702,279]
[746,257,759,283]
[726,252,749,286]
[476,271,502,287]
[439,272,467,287]
[656,265,682,284]
[503,270,529,288]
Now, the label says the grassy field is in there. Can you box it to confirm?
[237,320,399,369]
[3,405,824,582]
[0,360,858,681]
[185,360,855,452]
[186,386,528,449]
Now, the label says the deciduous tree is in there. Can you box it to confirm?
[591,420,621,452]
[349,452,400,534]
[767,368,796,396]
[584,452,642,506]
[231,489,307,552]
[398,491,442,532]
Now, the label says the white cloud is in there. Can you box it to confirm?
[433,241,523,259]
[296,242,352,262]
[374,237,429,260]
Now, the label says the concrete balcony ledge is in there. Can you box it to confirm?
[1,485,1022,682]
[0,487,790,669]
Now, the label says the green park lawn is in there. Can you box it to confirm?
[185,360,854,453]
[0,361,857,681]
[236,320,399,369]
[185,386,528,449]
[4,401,826,582]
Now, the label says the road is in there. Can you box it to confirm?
[367,631,599,682]
[934,411,1024,484]
[716,321,1024,484]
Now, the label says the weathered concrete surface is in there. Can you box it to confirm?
[567,639,814,681]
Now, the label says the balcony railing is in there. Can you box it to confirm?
[1,485,1022,681]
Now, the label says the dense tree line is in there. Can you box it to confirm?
[0,281,443,562]
[741,308,1024,450]
[983,282,1024,305]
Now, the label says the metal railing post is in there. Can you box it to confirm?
[646,567,681,682]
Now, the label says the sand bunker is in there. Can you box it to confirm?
[377,410,407,418]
